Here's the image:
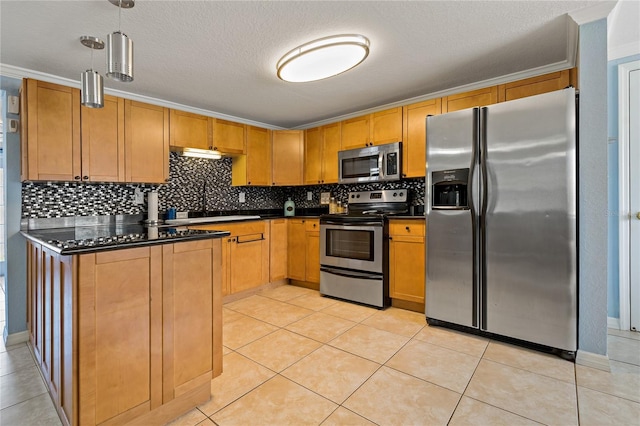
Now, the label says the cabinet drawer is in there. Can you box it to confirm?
[305,219,319,232]
[191,220,264,236]
[389,220,425,236]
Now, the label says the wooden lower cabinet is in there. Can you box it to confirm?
[287,218,320,284]
[192,221,269,296]
[269,219,288,281]
[388,220,426,305]
[26,239,223,426]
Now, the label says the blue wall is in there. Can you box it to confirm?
[607,53,640,320]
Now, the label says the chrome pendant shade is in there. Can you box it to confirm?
[80,35,105,108]
[81,70,104,108]
[106,0,134,82]
[106,31,134,82]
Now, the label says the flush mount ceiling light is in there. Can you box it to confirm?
[276,34,370,83]
[80,36,105,108]
[175,147,222,160]
[106,0,134,82]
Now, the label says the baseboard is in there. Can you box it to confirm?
[4,329,29,347]
[608,316,621,330]
[576,349,611,372]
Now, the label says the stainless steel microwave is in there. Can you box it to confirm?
[338,142,402,184]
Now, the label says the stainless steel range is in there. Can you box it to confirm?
[320,189,409,308]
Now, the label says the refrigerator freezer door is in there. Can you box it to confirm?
[482,88,577,351]
[426,108,480,328]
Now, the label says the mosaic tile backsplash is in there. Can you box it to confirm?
[22,153,425,218]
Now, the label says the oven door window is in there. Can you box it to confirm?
[325,229,374,261]
[342,154,380,179]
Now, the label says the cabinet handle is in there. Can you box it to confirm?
[302,220,305,223]
[247,181,251,185]
[213,146,218,151]
[406,226,410,231]
[389,236,393,240]
[83,176,89,180]
[227,238,231,242]
[313,223,316,228]
[209,146,213,150]
[165,178,170,182]
[74,176,81,180]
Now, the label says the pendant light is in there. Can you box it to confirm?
[106,0,134,82]
[276,34,370,83]
[80,36,105,108]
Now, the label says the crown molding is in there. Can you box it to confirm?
[568,1,617,25]
[608,41,640,61]
[0,63,284,130]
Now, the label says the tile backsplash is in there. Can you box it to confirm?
[22,153,425,218]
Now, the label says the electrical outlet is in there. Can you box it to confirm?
[176,211,188,219]
[320,192,331,205]
[239,192,246,203]
[133,188,144,205]
[307,191,313,201]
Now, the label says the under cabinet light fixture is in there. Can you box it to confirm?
[276,34,370,83]
[80,36,105,108]
[174,147,222,160]
[106,0,134,82]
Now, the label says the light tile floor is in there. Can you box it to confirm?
[1,284,639,425]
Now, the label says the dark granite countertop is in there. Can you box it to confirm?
[21,225,230,255]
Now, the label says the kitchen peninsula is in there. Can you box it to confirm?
[21,218,230,426]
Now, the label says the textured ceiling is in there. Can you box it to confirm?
[0,1,619,128]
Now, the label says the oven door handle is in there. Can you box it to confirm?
[321,267,381,281]
[321,220,382,227]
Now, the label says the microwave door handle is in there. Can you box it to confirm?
[379,152,385,178]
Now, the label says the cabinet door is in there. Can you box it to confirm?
[162,240,217,402]
[321,122,341,184]
[442,86,498,113]
[498,69,573,102]
[371,107,403,145]
[213,119,245,154]
[246,126,271,185]
[389,220,426,304]
[23,79,81,181]
[229,234,265,293]
[287,219,307,281]
[269,219,288,282]
[305,220,320,283]
[402,98,441,178]
[78,247,163,425]
[169,109,212,150]
[27,242,44,366]
[341,114,370,150]
[272,130,303,185]
[124,100,169,183]
[81,95,125,182]
[304,127,323,184]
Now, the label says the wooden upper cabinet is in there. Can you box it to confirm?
[341,114,370,150]
[232,125,272,186]
[272,130,303,185]
[22,79,81,181]
[246,126,272,186]
[442,86,498,113]
[498,69,575,102]
[304,127,323,185]
[341,107,402,150]
[169,110,212,150]
[81,95,125,182]
[402,98,441,178]
[124,100,169,183]
[213,119,245,154]
[321,121,341,184]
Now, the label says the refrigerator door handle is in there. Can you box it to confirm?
[479,107,489,330]
[469,108,480,328]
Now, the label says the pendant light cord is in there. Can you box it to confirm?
[118,0,122,32]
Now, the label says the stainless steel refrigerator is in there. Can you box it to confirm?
[425,88,577,356]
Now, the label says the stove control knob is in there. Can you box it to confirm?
[393,192,397,197]
[356,194,360,198]
[351,194,355,198]
[399,192,404,197]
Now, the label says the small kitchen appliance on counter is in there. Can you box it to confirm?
[319,189,409,308]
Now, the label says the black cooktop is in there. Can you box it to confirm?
[24,224,229,254]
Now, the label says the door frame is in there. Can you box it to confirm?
[618,60,640,331]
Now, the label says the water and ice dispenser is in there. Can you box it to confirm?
[431,168,469,209]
